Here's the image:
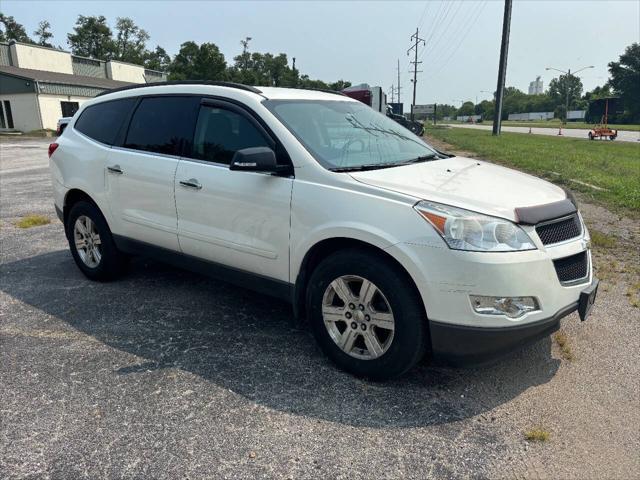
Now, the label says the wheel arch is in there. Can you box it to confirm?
[63,189,100,227]
[292,237,426,323]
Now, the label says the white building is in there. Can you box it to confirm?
[528,76,544,95]
[0,41,167,132]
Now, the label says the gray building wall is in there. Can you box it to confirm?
[0,73,37,94]
[0,43,12,66]
[71,56,107,78]
[145,69,168,82]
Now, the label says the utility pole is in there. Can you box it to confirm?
[407,28,425,121]
[397,59,401,105]
[492,0,512,136]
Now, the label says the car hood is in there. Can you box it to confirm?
[349,157,567,222]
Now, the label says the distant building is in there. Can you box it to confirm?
[508,112,554,121]
[528,76,544,95]
[0,41,167,132]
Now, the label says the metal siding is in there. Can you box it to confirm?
[144,70,168,82]
[71,57,107,78]
[0,43,11,66]
[38,82,105,97]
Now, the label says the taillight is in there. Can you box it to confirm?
[48,143,59,158]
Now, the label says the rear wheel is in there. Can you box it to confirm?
[307,249,428,380]
[66,201,127,281]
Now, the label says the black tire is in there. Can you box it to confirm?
[66,200,127,281]
[306,249,428,380]
[588,132,594,140]
[609,135,616,141]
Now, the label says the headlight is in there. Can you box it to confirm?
[414,201,536,252]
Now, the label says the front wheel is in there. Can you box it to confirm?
[307,249,428,380]
[588,132,594,140]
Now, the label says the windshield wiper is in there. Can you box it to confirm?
[399,153,440,164]
[330,162,406,172]
[330,154,441,173]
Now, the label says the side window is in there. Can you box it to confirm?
[75,98,136,145]
[60,101,80,117]
[124,96,199,156]
[191,105,270,165]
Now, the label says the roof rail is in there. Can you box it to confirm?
[96,80,262,97]
[297,87,346,97]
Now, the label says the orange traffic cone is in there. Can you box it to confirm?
[558,126,563,136]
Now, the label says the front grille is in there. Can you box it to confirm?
[536,214,582,245]
[554,251,589,284]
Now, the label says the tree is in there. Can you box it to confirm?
[457,101,475,116]
[548,74,583,119]
[0,13,32,43]
[608,43,640,121]
[113,17,149,64]
[329,80,351,91]
[33,20,53,47]
[67,15,114,59]
[143,46,171,71]
[170,41,227,81]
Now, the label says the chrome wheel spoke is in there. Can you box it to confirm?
[331,278,353,304]
[363,331,384,357]
[338,328,358,352]
[358,279,376,306]
[322,305,346,323]
[370,312,394,331]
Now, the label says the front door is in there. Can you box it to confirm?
[175,101,293,282]
[106,96,199,251]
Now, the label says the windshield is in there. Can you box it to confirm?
[264,99,440,171]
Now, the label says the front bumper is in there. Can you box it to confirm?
[430,301,576,366]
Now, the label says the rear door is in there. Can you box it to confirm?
[106,96,199,251]
[175,99,293,282]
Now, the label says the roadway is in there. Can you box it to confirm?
[442,123,640,143]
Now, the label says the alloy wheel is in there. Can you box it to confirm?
[73,215,102,268]
[321,275,395,360]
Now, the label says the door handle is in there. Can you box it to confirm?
[179,178,202,190]
[107,165,123,174]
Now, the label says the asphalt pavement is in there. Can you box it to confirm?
[1,137,638,479]
[443,123,640,142]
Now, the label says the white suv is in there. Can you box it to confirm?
[49,82,598,379]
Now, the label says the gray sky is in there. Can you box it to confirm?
[4,1,639,107]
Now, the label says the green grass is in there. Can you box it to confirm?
[499,120,640,132]
[590,230,617,249]
[425,126,640,215]
[14,214,51,228]
[524,428,551,442]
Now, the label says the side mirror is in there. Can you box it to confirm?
[229,147,277,173]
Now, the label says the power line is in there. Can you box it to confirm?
[407,28,426,121]
[423,1,488,80]
[423,1,485,69]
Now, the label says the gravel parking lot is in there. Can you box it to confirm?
[1,137,638,479]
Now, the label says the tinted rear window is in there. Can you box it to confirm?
[75,98,136,145]
[124,96,199,156]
